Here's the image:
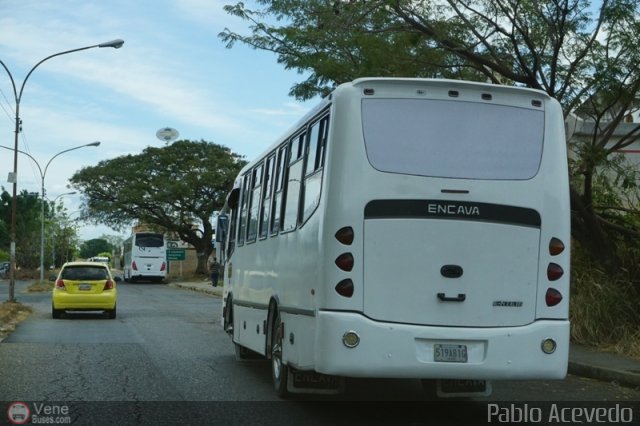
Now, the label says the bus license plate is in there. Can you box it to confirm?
[434,344,468,363]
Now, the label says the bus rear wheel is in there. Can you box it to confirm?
[271,311,289,397]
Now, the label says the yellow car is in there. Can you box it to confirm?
[51,261,119,319]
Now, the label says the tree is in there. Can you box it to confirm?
[79,239,113,260]
[47,203,81,267]
[69,140,246,274]
[220,0,484,100]
[0,188,49,269]
[220,0,640,271]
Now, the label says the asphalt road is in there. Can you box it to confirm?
[1,280,640,425]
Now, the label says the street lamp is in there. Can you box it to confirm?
[0,142,100,282]
[0,39,123,302]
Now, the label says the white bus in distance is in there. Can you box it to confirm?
[122,232,167,283]
[216,78,571,398]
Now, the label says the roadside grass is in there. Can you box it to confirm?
[570,244,640,359]
[0,301,32,340]
[0,271,52,339]
[27,280,54,292]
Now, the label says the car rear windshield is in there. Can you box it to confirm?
[362,98,545,180]
[61,266,108,281]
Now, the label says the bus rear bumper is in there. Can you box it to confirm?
[314,311,569,380]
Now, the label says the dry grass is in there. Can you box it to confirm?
[0,301,32,340]
[27,280,54,292]
[0,275,47,340]
[570,245,640,359]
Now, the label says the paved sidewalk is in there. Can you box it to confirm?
[169,279,640,390]
[569,343,640,389]
[167,279,224,297]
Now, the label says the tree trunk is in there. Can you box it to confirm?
[569,184,619,273]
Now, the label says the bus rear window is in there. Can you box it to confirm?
[135,233,164,248]
[362,98,544,180]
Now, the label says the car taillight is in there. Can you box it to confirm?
[545,288,563,306]
[160,261,166,271]
[132,261,138,271]
[55,279,66,290]
[547,263,564,281]
[104,280,114,290]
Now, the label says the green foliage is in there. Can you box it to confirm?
[79,239,113,260]
[69,140,246,272]
[220,0,484,100]
[0,189,50,268]
[97,252,112,262]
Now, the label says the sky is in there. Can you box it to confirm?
[0,0,316,242]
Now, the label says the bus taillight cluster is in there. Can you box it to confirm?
[334,227,355,298]
[545,237,566,307]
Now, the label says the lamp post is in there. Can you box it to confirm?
[0,39,123,302]
[50,192,77,269]
[0,142,100,282]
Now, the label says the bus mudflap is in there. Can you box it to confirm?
[287,368,345,395]
[436,379,492,398]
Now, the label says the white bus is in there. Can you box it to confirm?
[216,78,571,397]
[122,232,167,283]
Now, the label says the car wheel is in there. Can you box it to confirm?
[106,305,117,319]
[271,310,289,397]
[52,306,63,319]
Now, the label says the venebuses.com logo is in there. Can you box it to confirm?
[7,402,30,425]
[6,401,71,425]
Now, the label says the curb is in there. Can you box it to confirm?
[568,361,640,389]
[168,282,223,297]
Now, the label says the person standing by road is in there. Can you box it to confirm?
[208,255,221,287]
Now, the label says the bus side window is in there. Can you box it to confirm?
[247,164,263,243]
[301,115,329,222]
[259,155,275,239]
[318,116,329,168]
[282,133,305,233]
[304,119,321,175]
[270,144,287,235]
[238,174,251,246]
[228,200,238,256]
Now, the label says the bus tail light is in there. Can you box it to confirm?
[55,279,66,290]
[335,227,354,245]
[547,263,563,281]
[545,288,563,306]
[335,253,354,271]
[132,261,138,271]
[549,238,565,256]
[104,280,114,290]
[335,279,354,298]
[160,261,166,271]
